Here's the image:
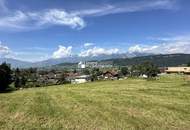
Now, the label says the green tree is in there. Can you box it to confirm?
[58,73,68,84]
[20,76,27,87]
[140,62,160,78]
[121,67,129,76]
[14,68,27,88]
[187,62,190,67]
[14,77,20,88]
[14,68,21,88]
[83,69,90,75]
[91,68,102,81]
[0,63,13,91]
[130,62,160,78]
[130,65,141,77]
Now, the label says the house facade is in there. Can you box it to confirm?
[71,75,91,84]
[166,67,190,74]
[103,71,119,80]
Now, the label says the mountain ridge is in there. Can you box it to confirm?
[1,53,189,68]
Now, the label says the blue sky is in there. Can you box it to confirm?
[0,0,190,62]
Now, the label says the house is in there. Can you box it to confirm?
[65,72,80,81]
[165,67,190,74]
[103,71,119,80]
[78,61,98,68]
[140,74,148,79]
[71,75,91,84]
[159,67,167,73]
[38,72,61,85]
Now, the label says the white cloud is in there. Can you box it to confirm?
[0,0,177,31]
[0,42,50,62]
[74,0,177,17]
[10,51,50,62]
[149,35,190,42]
[37,9,85,29]
[0,42,11,57]
[0,9,86,31]
[128,45,159,53]
[128,35,190,54]
[0,0,8,13]
[52,45,72,59]
[79,47,119,57]
[0,11,29,30]
[84,43,94,47]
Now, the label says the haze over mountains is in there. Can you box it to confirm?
[0,52,152,68]
[35,52,148,67]
[1,53,190,68]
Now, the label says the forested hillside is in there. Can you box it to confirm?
[107,54,190,67]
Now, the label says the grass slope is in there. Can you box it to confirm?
[0,75,190,130]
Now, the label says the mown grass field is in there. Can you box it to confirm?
[0,75,190,130]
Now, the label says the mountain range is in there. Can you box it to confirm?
[0,53,189,68]
[0,58,31,68]
[107,53,190,67]
[0,52,150,68]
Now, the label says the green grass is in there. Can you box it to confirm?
[0,74,190,130]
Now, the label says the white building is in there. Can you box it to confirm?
[78,61,86,69]
[78,61,113,69]
[166,67,190,74]
[71,75,91,84]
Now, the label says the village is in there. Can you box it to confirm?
[36,61,120,86]
[13,60,189,88]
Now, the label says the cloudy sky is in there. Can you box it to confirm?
[0,0,190,62]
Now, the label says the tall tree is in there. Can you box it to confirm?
[0,63,13,91]
[140,62,160,78]
[121,67,129,76]
[14,68,21,88]
[91,68,102,81]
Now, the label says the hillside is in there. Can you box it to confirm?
[0,75,190,129]
[48,54,190,69]
[107,54,190,67]
[0,58,31,68]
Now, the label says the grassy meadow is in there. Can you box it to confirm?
[0,74,190,130]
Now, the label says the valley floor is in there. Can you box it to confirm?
[0,75,190,130]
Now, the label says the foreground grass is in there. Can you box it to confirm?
[0,75,190,130]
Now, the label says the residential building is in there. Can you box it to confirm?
[103,71,119,80]
[165,67,190,74]
[71,75,91,84]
